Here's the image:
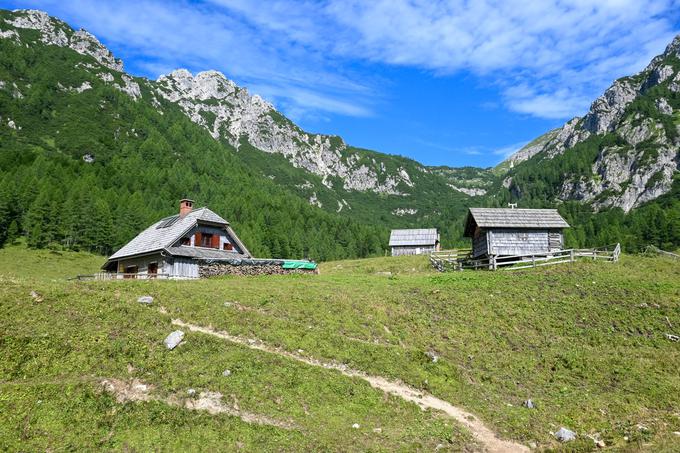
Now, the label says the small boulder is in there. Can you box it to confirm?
[352,423,360,429]
[30,290,44,302]
[554,427,576,442]
[425,351,439,363]
[222,369,232,377]
[137,296,153,305]
[523,399,535,409]
[372,427,382,434]
[187,388,196,396]
[164,330,184,350]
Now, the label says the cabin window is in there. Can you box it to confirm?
[180,237,190,246]
[200,233,213,247]
[223,242,233,251]
[124,265,138,279]
[518,233,528,241]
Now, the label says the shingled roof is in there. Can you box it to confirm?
[107,207,249,261]
[464,208,569,237]
[389,228,439,247]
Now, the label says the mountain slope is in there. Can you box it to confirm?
[0,9,389,260]
[503,37,680,213]
[0,8,679,255]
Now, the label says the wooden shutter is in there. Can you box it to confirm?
[195,232,202,246]
[211,234,220,249]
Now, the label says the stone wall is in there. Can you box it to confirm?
[199,262,318,277]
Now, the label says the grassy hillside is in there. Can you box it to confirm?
[1,245,679,451]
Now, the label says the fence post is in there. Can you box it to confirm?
[570,249,574,263]
[532,255,536,267]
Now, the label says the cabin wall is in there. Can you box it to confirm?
[116,254,165,278]
[391,245,436,256]
[167,257,199,279]
[472,230,489,258]
[487,229,563,256]
[173,225,243,254]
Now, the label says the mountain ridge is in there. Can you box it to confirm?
[1,8,679,255]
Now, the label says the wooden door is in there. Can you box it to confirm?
[148,262,158,278]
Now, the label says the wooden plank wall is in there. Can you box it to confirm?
[488,228,551,256]
[391,246,436,256]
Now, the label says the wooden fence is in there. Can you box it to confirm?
[72,272,173,281]
[430,243,620,272]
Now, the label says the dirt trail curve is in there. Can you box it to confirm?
[172,318,529,453]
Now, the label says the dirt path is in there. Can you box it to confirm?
[172,318,529,453]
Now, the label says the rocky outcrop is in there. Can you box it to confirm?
[4,10,123,71]
[447,185,487,197]
[155,69,414,195]
[504,33,680,212]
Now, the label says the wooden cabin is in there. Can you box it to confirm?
[389,228,440,256]
[463,208,569,258]
[102,199,251,278]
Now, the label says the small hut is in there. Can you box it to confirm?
[464,208,569,258]
[389,228,440,256]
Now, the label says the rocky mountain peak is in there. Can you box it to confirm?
[2,9,123,72]
[503,33,680,213]
[155,68,414,195]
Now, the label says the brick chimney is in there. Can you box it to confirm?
[179,198,194,218]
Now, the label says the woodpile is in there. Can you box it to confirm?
[199,263,317,277]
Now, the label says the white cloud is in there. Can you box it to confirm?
[10,0,680,120]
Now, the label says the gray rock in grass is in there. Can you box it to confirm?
[137,295,153,305]
[164,330,184,350]
[554,427,576,442]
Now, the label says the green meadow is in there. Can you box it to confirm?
[1,244,679,451]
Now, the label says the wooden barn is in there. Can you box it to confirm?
[102,199,251,278]
[389,228,440,256]
[464,208,570,258]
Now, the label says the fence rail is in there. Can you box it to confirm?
[430,243,620,272]
[72,272,173,281]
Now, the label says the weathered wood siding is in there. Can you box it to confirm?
[488,228,561,256]
[548,231,563,251]
[391,245,436,256]
[472,230,489,258]
[168,257,199,278]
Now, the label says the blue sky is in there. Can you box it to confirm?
[4,0,680,167]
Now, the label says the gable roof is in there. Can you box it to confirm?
[464,208,569,237]
[107,207,249,261]
[389,228,439,247]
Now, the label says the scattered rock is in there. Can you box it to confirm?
[425,351,439,363]
[164,330,184,350]
[594,439,606,448]
[673,431,680,436]
[29,290,43,302]
[665,333,679,342]
[224,301,233,307]
[435,444,445,451]
[187,388,196,396]
[82,153,95,163]
[372,427,382,434]
[528,441,537,449]
[222,369,231,377]
[352,423,360,429]
[137,295,153,305]
[554,427,576,442]
[523,399,535,409]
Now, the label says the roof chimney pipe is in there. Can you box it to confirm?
[179,199,194,218]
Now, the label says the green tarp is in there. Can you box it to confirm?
[282,261,317,270]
